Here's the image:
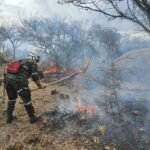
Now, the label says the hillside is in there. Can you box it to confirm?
[0,48,150,150]
[115,48,150,102]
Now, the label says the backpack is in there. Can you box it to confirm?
[6,61,22,74]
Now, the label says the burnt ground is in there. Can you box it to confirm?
[0,79,126,150]
[0,84,68,149]
[0,77,150,150]
[0,81,103,150]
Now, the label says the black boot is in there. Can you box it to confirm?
[6,115,16,123]
[30,115,39,124]
[6,101,16,124]
[24,104,39,124]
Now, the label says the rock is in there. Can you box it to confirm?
[7,145,14,150]
[132,110,140,116]
[13,142,23,150]
[58,93,69,99]
[24,134,40,146]
[59,93,65,99]
[51,89,59,95]
[7,142,23,150]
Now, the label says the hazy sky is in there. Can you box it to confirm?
[0,0,147,37]
[0,0,97,21]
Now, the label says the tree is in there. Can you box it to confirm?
[89,24,121,62]
[19,17,97,69]
[59,0,150,34]
[19,17,60,64]
[0,24,23,59]
[19,17,79,67]
[84,23,122,118]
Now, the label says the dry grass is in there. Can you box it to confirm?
[0,77,88,150]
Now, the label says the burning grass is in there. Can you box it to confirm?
[43,66,67,75]
[40,87,149,150]
[39,108,149,150]
[76,95,97,116]
[41,110,104,149]
[0,79,149,150]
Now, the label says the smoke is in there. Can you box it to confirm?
[39,47,149,150]
[49,48,150,149]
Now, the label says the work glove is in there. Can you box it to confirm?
[35,80,46,89]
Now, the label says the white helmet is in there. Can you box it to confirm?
[28,53,40,63]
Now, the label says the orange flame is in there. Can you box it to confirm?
[76,95,96,115]
[43,66,67,75]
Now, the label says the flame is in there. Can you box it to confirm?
[76,95,96,115]
[43,66,67,75]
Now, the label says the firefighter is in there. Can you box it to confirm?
[5,53,46,124]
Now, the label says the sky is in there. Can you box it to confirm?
[0,0,139,33]
[0,0,150,43]
[0,0,149,58]
[0,0,97,21]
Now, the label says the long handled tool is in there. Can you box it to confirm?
[31,69,83,92]
[31,58,91,92]
[2,64,6,103]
